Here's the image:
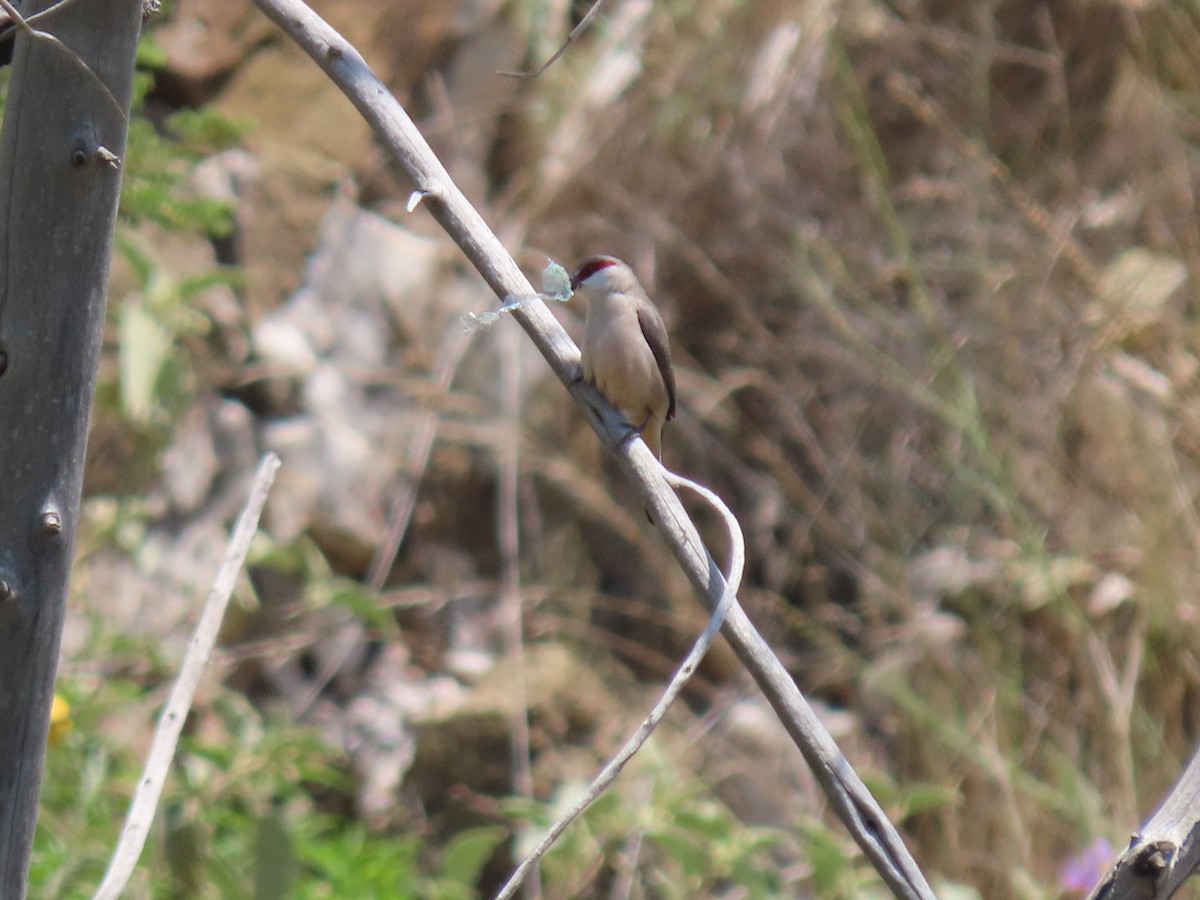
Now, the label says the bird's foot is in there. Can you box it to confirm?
[616,421,645,450]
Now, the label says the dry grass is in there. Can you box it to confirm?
[487,0,1200,894]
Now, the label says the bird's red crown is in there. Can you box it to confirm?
[570,255,620,290]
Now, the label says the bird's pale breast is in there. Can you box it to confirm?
[583,303,665,419]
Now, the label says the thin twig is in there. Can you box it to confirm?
[498,0,611,79]
[495,470,745,900]
[0,0,125,119]
[246,2,936,896]
[497,322,542,898]
[92,454,282,900]
[22,0,88,29]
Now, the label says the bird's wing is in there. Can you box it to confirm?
[638,306,676,420]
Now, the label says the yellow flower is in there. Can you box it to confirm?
[48,695,72,746]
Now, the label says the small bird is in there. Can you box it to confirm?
[571,255,676,459]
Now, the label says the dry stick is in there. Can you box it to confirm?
[496,471,744,900]
[498,316,542,899]
[497,0,611,79]
[0,0,124,118]
[1087,743,1200,900]
[93,454,282,900]
[21,0,101,29]
[246,2,935,897]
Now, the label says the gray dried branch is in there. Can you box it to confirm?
[0,0,143,892]
[93,454,281,900]
[497,319,542,899]
[1087,744,1200,900]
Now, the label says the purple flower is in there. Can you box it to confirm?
[1060,837,1115,895]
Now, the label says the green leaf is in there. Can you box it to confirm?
[179,267,244,300]
[136,35,169,69]
[169,107,251,153]
[897,782,959,817]
[649,828,709,874]
[438,825,507,886]
[799,821,852,895]
[329,580,397,633]
[673,804,734,841]
[118,296,172,423]
[116,235,155,285]
[254,815,296,900]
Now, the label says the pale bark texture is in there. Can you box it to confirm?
[0,1,143,895]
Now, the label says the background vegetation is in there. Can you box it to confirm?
[19,0,1200,896]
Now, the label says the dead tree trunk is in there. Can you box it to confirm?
[0,1,143,895]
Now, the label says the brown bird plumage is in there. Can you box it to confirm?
[571,256,676,458]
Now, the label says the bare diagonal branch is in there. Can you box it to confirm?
[93,454,281,900]
[1087,743,1200,899]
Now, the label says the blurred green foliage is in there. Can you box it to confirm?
[508,742,802,898]
[122,38,245,238]
[31,674,503,898]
